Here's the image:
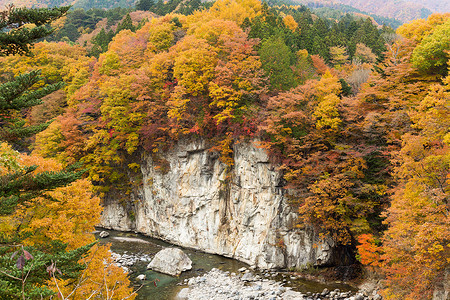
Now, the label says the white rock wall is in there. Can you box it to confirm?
[100,140,335,269]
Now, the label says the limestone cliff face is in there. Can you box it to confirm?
[100,140,335,269]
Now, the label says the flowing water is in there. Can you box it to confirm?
[96,230,357,300]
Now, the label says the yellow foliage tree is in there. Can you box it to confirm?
[0,41,92,95]
[329,46,349,67]
[353,43,377,64]
[173,36,218,96]
[283,15,298,32]
[397,13,450,43]
[49,244,135,300]
[380,78,450,300]
[312,72,342,130]
[0,145,135,299]
[206,0,261,25]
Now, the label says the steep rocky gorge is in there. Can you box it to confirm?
[100,140,339,270]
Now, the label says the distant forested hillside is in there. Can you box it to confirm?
[0,0,136,9]
[2,0,447,25]
[291,0,436,22]
[414,0,450,13]
[280,1,403,28]
[334,0,438,21]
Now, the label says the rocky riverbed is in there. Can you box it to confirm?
[176,268,381,300]
[97,230,381,300]
[110,251,152,273]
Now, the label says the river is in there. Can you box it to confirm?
[96,229,357,300]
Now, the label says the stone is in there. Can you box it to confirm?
[99,231,109,238]
[283,290,305,299]
[321,288,329,296]
[433,269,450,300]
[358,280,379,299]
[121,266,130,273]
[177,288,189,299]
[136,274,146,280]
[354,294,365,300]
[241,272,255,282]
[239,267,247,273]
[147,248,192,276]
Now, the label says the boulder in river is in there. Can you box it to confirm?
[147,248,192,276]
[136,274,146,280]
[99,231,110,238]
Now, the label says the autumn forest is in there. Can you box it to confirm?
[0,0,449,299]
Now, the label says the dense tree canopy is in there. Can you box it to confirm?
[0,1,448,299]
[356,13,449,299]
[0,4,135,299]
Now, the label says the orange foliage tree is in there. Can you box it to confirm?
[356,13,450,299]
[379,75,449,300]
[260,70,387,245]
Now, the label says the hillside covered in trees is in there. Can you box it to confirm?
[291,0,450,22]
[0,0,449,299]
[0,0,406,28]
[292,0,433,22]
[0,0,135,10]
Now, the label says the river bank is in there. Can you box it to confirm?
[95,229,373,300]
[177,268,377,300]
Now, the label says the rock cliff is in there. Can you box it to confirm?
[100,140,335,269]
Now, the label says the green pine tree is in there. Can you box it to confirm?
[0,5,70,56]
[0,5,91,299]
[259,36,296,91]
[136,0,154,11]
[0,71,62,147]
[115,13,135,33]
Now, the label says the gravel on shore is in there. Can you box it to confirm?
[176,268,378,300]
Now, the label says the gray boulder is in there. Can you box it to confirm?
[99,231,110,238]
[241,272,255,281]
[136,274,146,280]
[147,248,192,276]
[177,288,190,299]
